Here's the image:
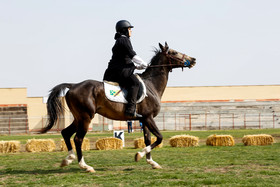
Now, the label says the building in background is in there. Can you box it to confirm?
[1,85,280,134]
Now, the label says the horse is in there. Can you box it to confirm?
[40,42,196,172]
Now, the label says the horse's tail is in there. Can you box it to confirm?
[40,83,73,134]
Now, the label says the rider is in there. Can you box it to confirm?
[103,20,147,118]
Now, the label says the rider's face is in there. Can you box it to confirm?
[128,28,132,37]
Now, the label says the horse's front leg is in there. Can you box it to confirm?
[135,118,162,169]
[146,152,162,169]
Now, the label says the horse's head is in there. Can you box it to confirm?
[159,42,196,70]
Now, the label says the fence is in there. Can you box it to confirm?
[0,116,66,135]
[1,112,279,135]
[153,112,280,131]
[93,112,280,131]
[0,117,29,134]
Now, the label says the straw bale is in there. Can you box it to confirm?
[134,137,163,149]
[96,137,123,150]
[60,138,90,151]
[206,134,235,146]
[169,135,199,147]
[26,139,56,152]
[242,134,275,146]
[0,141,21,153]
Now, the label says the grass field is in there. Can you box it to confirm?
[1,129,280,186]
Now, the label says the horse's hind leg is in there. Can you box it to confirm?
[74,118,95,173]
[60,122,77,167]
[135,118,162,169]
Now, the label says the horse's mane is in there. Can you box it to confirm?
[149,48,161,66]
[140,48,163,79]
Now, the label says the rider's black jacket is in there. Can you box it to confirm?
[103,35,136,82]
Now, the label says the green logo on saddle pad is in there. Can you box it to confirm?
[110,90,116,96]
[110,89,121,97]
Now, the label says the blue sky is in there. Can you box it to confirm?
[1,0,280,97]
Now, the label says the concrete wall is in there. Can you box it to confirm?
[0,88,27,104]
[27,97,47,130]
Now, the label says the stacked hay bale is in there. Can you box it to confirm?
[0,141,21,153]
[242,134,275,146]
[26,139,56,152]
[96,137,123,150]
[60,138,90,151]
[206,135,235,146]
[169,135,199,147]
[134,137,163,148]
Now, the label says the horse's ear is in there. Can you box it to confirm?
[159,43,164,51]
[165,42,169,50]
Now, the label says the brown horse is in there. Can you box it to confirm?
[40,42,196,172]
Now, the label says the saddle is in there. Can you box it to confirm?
[104,74,147,104]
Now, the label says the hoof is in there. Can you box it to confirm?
[135,152,142,162]
[60,159,68,167]
[87,169,96,173]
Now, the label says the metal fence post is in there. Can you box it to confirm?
[259,113,261,129]
[205,113,207,129]
[42,116,44,129]
[103,116,105,131]
[219,114,221,130]
[232,113,235,129]
[26,117,28,134]
[184,114,187,130]
[163,113,165,130]
[189,114,192,131]
[244,113,246,129]
[175,113,177,130]
[273,112,275,128]
[9,117,11,135]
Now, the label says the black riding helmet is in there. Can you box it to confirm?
[115,20,134,32]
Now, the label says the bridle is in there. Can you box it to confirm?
[148,50,191,69]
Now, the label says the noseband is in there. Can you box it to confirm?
[165,51,191,68]
[149,50,191,69]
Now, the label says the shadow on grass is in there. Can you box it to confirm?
[1,167,137,176]
[1,168,81,175]
[93,166,136,172]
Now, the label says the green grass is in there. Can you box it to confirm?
[1,129,280,186]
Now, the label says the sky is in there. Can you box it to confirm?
[1,0,280,97]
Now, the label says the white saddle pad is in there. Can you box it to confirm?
[104,75,147,103]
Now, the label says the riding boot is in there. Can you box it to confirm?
[125,103,142,118]
[125,86,142,118]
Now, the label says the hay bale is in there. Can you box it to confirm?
[0,141,21,153]
[134,137,163,149]
[169,135,199,147]
[26,139,56,152]
[96,137,123,150]
[60,138,90,151]
[242,134,275,146]
[206,134,235,146]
